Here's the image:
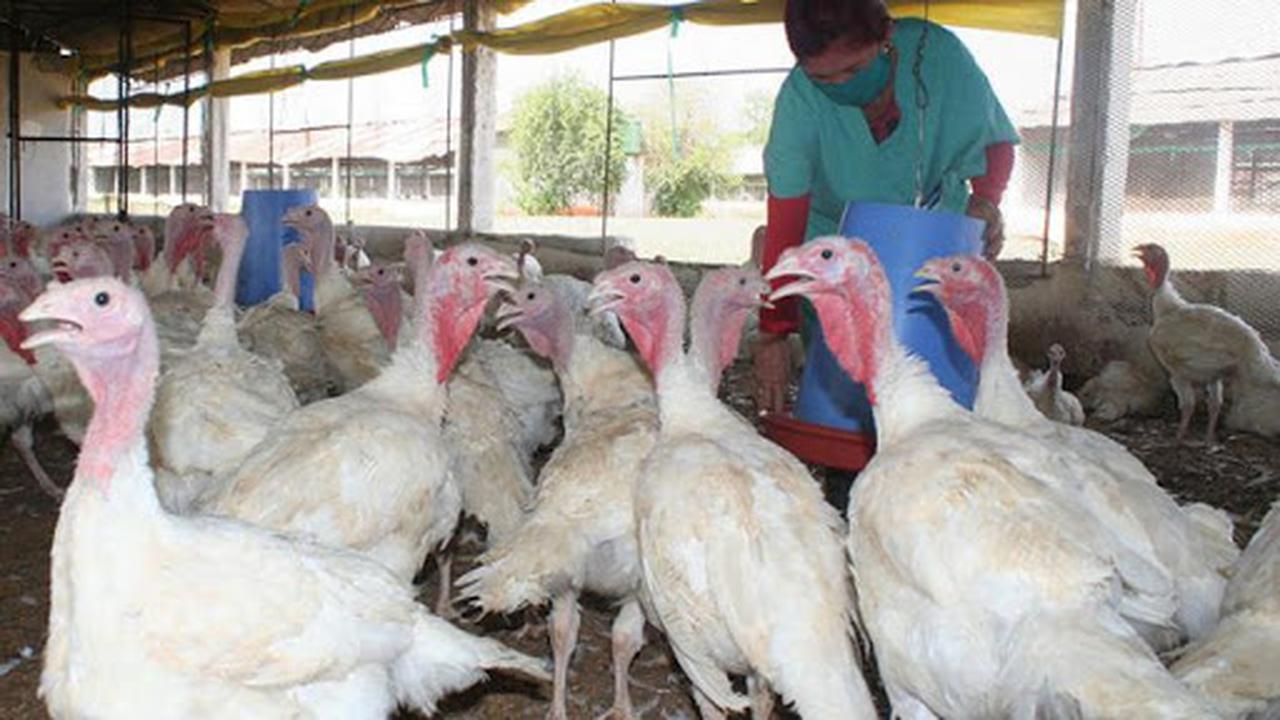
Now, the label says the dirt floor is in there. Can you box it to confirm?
[1,359,1278,719]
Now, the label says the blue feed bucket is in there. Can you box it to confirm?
[238,189,317,311]
[793,201,984,433]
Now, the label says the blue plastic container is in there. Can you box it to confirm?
[793,201,984,433]
[238,189,317,311]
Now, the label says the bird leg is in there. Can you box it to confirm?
[11,425,63,500]
[1170,377,1197,443]
[597,598,645,720]
[547,592,581,720]
[748,674,775,719]
[1205,379,1224,446]
[433,552,454,618]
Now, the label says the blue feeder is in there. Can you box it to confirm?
[793,201,984,433]
[238,189,318,312]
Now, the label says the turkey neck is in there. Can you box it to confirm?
[212,232,246,309]
[1146,255,1185,318]
[968,285,1042,425]
[73,323,161,510]
[814,276,959,447]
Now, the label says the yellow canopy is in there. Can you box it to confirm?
[59,0,1064,110]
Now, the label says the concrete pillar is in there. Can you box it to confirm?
[281,162,291,190]
[141,165,151,196]
[238,161,247,195]
[458,2,497,234]
[169,165,177,198]
[1213,120,1234,214]
[387,160,397,200]
[204,48,232,211]
[1063,0,1137,269]
[330,157,340,199]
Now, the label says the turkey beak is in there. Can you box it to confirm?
[912,267,942,297]
[764,254,816,303]
[494,302,524,332]
[19,294,84,349]
[587,283,624,317]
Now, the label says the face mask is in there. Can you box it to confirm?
[813,50,891,107]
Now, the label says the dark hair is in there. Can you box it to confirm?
[784,0,892,59]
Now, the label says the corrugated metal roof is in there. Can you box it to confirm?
[1022,53,1280,127]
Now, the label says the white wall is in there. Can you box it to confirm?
[0,52,75,225]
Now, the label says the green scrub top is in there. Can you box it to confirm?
[764,18,1021,245]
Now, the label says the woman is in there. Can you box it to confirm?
[754,0,1018,416]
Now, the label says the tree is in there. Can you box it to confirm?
[507,73,628,216]
[741,88,775,146]
[639,87,739,218]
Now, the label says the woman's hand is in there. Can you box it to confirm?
[966,195,1005,260]
[752,331,794,415]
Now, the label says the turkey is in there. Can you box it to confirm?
[284,204,389,391]
[916,253,1240,648]
[357,234,562,549]
[1174,501,1280,718]
[1136,242,1280,442]
[205,242,516,590]
[0,274,59,498]
[149,214,299,512]
[20,277,549,720]
[458,278,659,720]
[588,262,877,720]
[144,206,218,362]
[768,237,1219,719]
[509,238,628,349]
[1079,359,1168,421]
[1022,343,1085,425]
[237,240,335,404]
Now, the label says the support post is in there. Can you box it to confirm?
[1213,120,1234,214]
[1063,0,1137,269]
[205,48,232,210]
[7,41,21,220]
[387,160,396,200]
[458,1,496,234]
[238,160,247,195]
[281,162,291,189]
[330,157,340,199]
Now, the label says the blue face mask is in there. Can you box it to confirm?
[813,50,891,107]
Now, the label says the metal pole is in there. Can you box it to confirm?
[1040,31,1066,278]
[117,0,132,217]
[444,14,455,232]
[344,5,355,225]
[601,36,616,239]
[268,36,276,189]
[181,21,190,200]
[7,10,20,220]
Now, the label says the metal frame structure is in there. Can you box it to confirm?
[4,2,209,221]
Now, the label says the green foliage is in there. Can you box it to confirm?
[640,89,739,218]
[741,89,775,146]
[507,74,628,215]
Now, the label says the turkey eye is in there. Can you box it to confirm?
[466,257,479,267]
[951,262,962,273]
[820,249,833,260]
[738,277,746,286]
[94,291,109,307]
[526,292,536,300]
[629,274,641,284]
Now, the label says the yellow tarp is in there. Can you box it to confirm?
[60,0,1064,110]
